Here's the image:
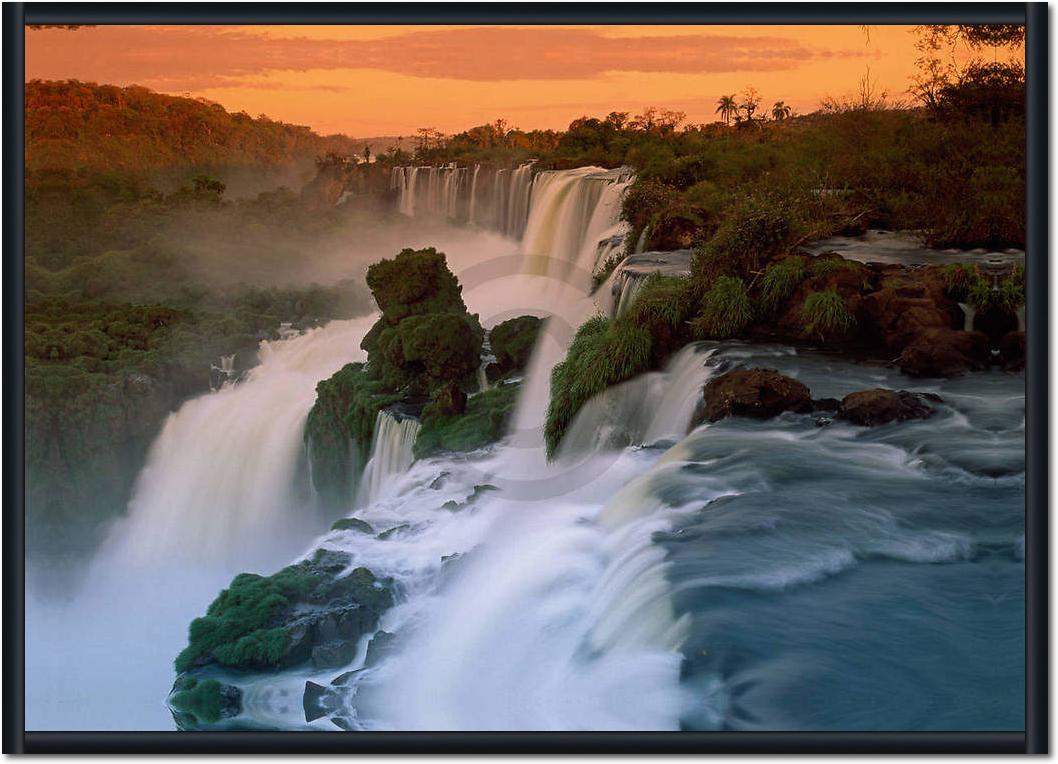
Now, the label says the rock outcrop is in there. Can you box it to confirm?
[698,368,813,423]
[836,388,940,426]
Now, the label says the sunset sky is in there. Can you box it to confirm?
[25,24,1001,137]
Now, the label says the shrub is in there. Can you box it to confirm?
[365,247,467,326]
[800,288,855,339]
[414,382,521,458]
[998,263,1025,311]
[759,257,807,312]
[967,278,997,310]
[488,316,543,376]
[175,551,392,673]
[693,193,797,282]
[942,262,981,302]
[693,276,753,339]
[544,317,652,458]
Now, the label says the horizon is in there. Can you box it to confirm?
[23,24,1017,138]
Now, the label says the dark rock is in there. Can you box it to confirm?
[896,328,990,377]
[698,368,813,424]
[332,717,354,731]
[303,681,329,722]
[812,397,841,412]
[999,330,1025,371]
[312,640,358,669]
[330,517,374,534]
[837,388,940,426]
[364,630,397,667]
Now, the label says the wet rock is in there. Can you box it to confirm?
[812,397,841,412]
[896,328,990,377]
[312,640,358,669]
[837,388,940,426]
[330,517,374,534]
[378,524,410,540]
[698,368,812,423]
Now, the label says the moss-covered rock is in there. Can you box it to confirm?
[174,548,393,673]
[414,382,520,459]
[488,316,543,379]
[304,362,402,509]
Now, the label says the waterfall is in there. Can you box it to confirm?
[105,315,379,570]
[357,411,423,507]
[959,302,976,332]
[521,166,634,290]
[391,161,550,241]
[467,164,481,225]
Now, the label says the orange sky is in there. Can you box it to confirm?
[24,24,1014,137]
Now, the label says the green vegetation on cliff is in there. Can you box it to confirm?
[414,382,521,459]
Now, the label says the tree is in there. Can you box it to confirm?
[737,87,762,123]
[362,145,371,163]
[715,95,737,126]
[771,101,791,121]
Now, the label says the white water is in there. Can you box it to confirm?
[106,315,378,571]
[356,411,423,507]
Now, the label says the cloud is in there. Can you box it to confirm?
[26,24,856,91]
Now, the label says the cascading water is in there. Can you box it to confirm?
[105,315,379,571]
[356,411,423,507]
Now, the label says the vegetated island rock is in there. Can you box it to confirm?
[836,388,941,426]
[485,315,543,382]
[173,549,394,679]
[698,368,812,424]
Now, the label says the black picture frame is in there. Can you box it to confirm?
[2,2,1047,754]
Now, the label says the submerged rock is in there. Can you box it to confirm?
[837,388,941,426]
[698,368,812,423]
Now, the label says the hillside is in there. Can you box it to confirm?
[25,79,367,174]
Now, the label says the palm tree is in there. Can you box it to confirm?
[715,94,737,126]
[771,101,792,121]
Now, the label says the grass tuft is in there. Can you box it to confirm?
[692,276,753,339]
[800,288,855,338]
[759,257,807,312]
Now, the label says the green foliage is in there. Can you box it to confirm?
[942,262,981,302]
[365,248,467,326]
[394,313,484,391]
[998,264,1025,311]
[169,678,226,725]
[175,551,392,672]
[414,382,521,459]
[693,276,754,339]
[810,257,859,277]
[488,316,543,376]
[800,288,856,339]
[304,363,403,507]
[26,79,362,175]
[544,317,653,458]
[759,257,807,312]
